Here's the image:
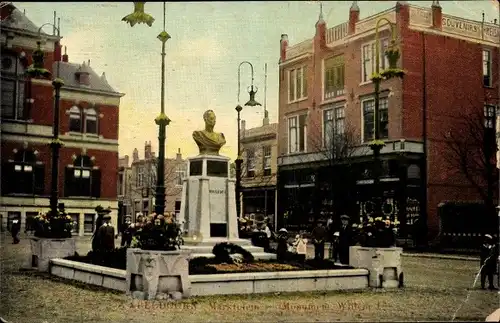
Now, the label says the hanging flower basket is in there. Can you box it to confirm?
[370,73,383,83]
[122,2,155,27]
[381,68,406,80]
[369,139,385,151]
[385,41,401,69]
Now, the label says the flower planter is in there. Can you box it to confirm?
[30,237,76,272]
[126,248,192,300]
[349,246,403,288]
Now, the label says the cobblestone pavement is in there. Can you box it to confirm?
[1,233,498,323]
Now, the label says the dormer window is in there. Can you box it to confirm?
[69,106,82,132]
[85,108,97,134]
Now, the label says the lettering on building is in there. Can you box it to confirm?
[209,189,225,194]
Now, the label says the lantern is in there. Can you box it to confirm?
[122,2,155,27]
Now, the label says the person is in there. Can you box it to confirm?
[480,234,499,290]
[95,214,116,252]
[311,221,327,260]
[293,234,308,264]
[276,228,289,262]
[11,219,21,244]
[192,109,226,155]
[120,215,134,247]
[330,231,340,263]
[338,214,353,265]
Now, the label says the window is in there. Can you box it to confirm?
[69,106,82,132]
[64,155,101,197]
[483,49,492,87]
[85,108,98,134]
[1,149,44,195]
[1,54,26,120]
[289,66,307,102]
[324,55,345,100]
[175,170,186,186]
[246,148,256,177]
[362,98,389,142]
[68,213,79,233]
[7,212,21,232]
[361,39,390,83]
[323,106,345,148]
[288,114,307,154]
[263,146,272,176]
[84,214,94,233]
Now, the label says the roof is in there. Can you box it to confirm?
[1,5,54,39]
[242,123,278,139]
[53,61,120,94]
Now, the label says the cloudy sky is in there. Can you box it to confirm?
[14,1,498,160]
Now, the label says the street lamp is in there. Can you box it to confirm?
[235,61,261,218]
[369,18,405,219]
[124,2,171,215]
[26,23,64,217]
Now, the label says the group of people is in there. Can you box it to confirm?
[310,214,354,264]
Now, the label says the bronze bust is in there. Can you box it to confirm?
[192,110,226,155]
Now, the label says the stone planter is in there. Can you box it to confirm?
[349,246,403,288]
[126,248,192,300]
[29,237,76,272]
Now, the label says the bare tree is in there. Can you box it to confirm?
[443,103,498,215]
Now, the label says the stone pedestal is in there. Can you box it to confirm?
[178,154,275,260]
[349,246,403,288]
[29,237,76,272]
[126,248,192,300]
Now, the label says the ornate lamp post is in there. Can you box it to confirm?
[26,23,64,217]
[123,2,171,215]
[235,61,261,218]
[369,18,405,219]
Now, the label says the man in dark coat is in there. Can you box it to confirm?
[120,215,134,247]
[311,221,327,260]
[276,228,289,262]
[11,219,21,244]
[95,214,115,252]
[480,234,499,290]
[338,214,353,265]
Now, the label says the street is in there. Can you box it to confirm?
[0,234,498,323]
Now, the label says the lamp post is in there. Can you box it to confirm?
[235,61,261,218]
[369,18,404,219]
[123,2,171,215]
[26,23,64,217]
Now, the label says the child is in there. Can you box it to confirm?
[293,234,308,263]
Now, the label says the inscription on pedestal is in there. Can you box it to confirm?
[190,160,203,176]
[207,160,228,177]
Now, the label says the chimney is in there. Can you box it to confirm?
[144,141,152,159]
[348,1,360,35]
[62,46,68,62]
[176,148,182,161]
[263,110,270,126]
[132,148,139,162]
[54,41,62,62]
[315,3,327,49]
[431,1,442,30]
[280,34,288,63]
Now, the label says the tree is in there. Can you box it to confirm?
[443,103,498,217]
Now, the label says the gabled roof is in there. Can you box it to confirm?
[53,61,122,95]
[1,5,55,39]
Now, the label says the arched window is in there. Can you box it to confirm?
[69,106,82,132]
[1,53,26,120]
[64,155,101,197]
[1,149,44,195]
[85,108,98,134]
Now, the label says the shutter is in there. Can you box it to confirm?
[64,167,74,197]
[91,169,101,198]
[1,162,14,194]
[34,164,45,195]
[299,114,306,151]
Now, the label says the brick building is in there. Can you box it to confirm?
[240,113,278,226]
[123,143,186,220]
[277,1,499,241]
[0,5,124,235]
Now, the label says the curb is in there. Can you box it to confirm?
[402,253,479,261]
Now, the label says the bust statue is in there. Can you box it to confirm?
[192,110,226,155]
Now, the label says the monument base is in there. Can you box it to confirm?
[181,238,276,260]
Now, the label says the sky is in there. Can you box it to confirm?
[13,1,499,160]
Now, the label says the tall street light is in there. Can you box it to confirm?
[123,2,171,215]
[369,18,405,220]
[235,61,261,218]
[26,23,64,217]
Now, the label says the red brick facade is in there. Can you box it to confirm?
[278,2,499,238]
